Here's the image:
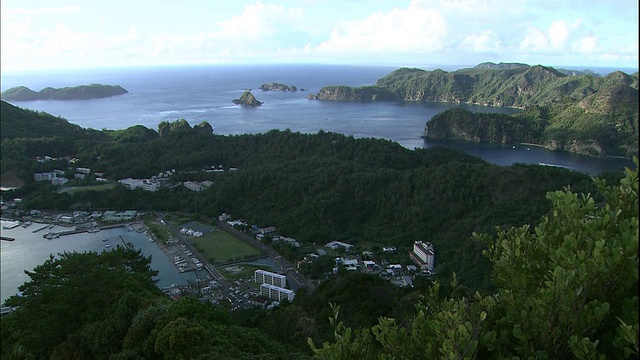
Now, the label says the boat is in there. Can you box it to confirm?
[104,244,111,248]
[21,221,32,228]
[102,237,108,241]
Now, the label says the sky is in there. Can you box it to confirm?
[1,0,638,73]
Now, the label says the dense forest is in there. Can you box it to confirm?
[1,100,637,358]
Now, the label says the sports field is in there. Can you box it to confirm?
[191,229,263,264]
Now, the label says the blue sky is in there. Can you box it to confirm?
[1,0,637,72]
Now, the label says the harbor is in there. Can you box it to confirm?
[1,219,199,304]
[42,223,126,239]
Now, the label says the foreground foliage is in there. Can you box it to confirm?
[310,161,638,359]
[0,246,308,359]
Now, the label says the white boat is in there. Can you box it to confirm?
[102,237,108,241]
[104,244,111,248]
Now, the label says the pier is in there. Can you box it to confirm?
[43,224,126,239]
[32,225,50,233]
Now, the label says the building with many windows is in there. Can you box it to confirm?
[260,283,295,302]
[409,241,435,271]
[254,269,287,288]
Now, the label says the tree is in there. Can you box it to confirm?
[1,245,161,359]
[310,160,638,359]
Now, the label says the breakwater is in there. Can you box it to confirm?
[42,224,125,239]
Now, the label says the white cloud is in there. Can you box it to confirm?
[215,2,305,44]
[0,0,637,71]
[314,3,448,55]
[548,21,570,49]
[459,30,501,53]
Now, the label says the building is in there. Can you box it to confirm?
[34,172,56,181]
[254,269,287,288]
[383,246,397,252]
[51,177,69,186]
[183,181,206,192]
[409,241,435,271]
[260,226,277,235]
[325,240,354,251]
[260,283,295,302]
[119,178,143,190]
[75,167,91,174]
[74,173,86,180]
[140,180,161,192]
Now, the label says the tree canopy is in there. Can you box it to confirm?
[310,160,639,359]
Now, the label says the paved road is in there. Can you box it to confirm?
[217,221,315,291]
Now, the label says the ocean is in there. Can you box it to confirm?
[0,64,635,175]
[0,64,636,303]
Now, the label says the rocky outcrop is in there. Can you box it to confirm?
[232,91,262,106]
[259,83,297,92]
[1,84,128,101]
[308,86,397,102]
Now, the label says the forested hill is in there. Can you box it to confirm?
[0,100,104,140]
[2,102,599,291]
[1,84,128,101]
[308,63,639,158]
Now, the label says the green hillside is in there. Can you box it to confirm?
[308,63,638,158]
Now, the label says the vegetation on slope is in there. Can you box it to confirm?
[309,63,639,158]
[311,164,639,359]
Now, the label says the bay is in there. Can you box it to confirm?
[0,220,200,305]
[1,64,634,175]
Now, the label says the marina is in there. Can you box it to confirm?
[1,219,200,304]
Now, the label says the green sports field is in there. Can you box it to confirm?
[191,229,263,264]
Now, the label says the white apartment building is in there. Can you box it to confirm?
[410,241,435,271]
[254,269,287,288]
[260,283,295,302]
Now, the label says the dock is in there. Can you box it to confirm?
[43,224,126,239]
[32,225,49,233]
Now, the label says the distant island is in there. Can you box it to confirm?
[259,83,298,92]
[308,62,639,158]
[232,91,262,106]
[1,84,129,101]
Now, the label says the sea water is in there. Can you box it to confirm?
[0,221,200,304]
[1,64,634,175]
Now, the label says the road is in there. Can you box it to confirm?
[217,221,315,291]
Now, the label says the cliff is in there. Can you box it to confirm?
[304,62,637,158]
[1,84,129,101]
[232,91,262,106]
[308,86,397,102]
[424,109,541,144]
[425,75,639,158]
